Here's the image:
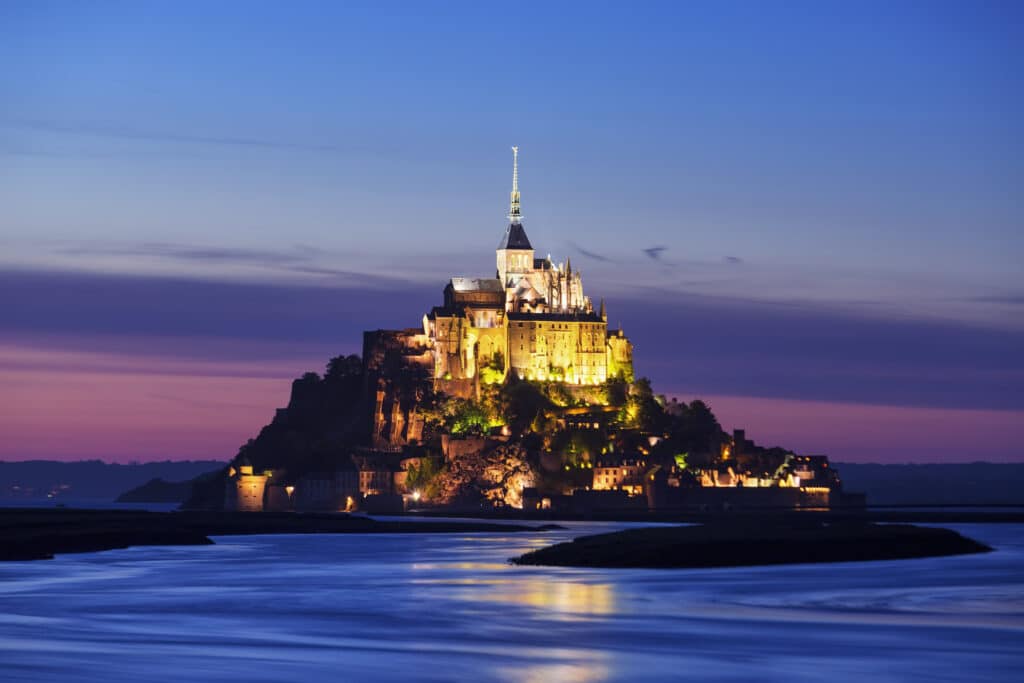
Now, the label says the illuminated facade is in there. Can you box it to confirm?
[424,148,634,388]
[224,461,272,512]
[592,458,647,495]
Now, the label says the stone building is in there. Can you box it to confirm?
[424,149,632,388]
[364,148,635,446]
[592,457,648,496]
[352,452,401,496]
[294,470,360,511]
[224,460,273,512]
[426,149,632,387]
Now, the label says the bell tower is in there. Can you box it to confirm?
[496,146,534,287]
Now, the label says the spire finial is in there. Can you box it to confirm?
[508,146,522,224]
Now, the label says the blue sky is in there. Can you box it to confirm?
[1,1,1022,461]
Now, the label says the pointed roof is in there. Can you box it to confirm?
[508,146,522,224]
[498,222,533,250]
[498,147,533,250]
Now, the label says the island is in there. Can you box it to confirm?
[184,149,865,518]
[11,149,993,569]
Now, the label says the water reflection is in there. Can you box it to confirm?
[497,660,612,683]
[413,553,616,618]
[486,579,616,618]
[0,522,1021,682]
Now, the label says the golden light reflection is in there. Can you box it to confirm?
[498,661,611,683]
[412,562,509,572]
[488,579,616,617]
[411,561,616,618]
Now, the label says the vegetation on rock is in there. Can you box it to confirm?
[186,345,793,510]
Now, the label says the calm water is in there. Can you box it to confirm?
[1,522,1022,682]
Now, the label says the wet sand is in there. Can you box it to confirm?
[1,508,553,561]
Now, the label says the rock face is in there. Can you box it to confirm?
[362,329,433,448]
[183,358,368,510]
[434,443,537,508]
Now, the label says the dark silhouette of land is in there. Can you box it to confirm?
[0,460,223,502]
[834,462,1024,506]
[0,508,557,561]
[511,520,992,569]
[117,475,214,503]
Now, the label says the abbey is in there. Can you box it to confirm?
[212,149,863,514]
[424,147,633,389]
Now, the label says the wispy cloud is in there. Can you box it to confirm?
[724,255,744,265]
[967,294,1024,306]
[40,240,410,287]
[643,245,667,261]
[4,266,1022,412]
[1,119,351,155]
[53,242,315,267]
[569,241,615,263]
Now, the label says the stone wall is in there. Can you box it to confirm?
[224,473,268,512]
[441,434,487,461]
[363,328,433,448]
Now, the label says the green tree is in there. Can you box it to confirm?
[406,457,445,496]
[325,354,362,380]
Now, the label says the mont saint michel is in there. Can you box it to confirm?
[197,150,861,516]
[5,7,1019,682]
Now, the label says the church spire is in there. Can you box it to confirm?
[508,146,522,224]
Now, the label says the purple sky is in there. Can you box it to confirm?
[1,2,1021,463]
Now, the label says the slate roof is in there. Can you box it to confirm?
[497,222,533,250]
[506,311,604,323]
[448,277,504,292]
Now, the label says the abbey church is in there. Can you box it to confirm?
[426,148,633,388]
[363,149,633,446]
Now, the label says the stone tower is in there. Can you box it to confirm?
[496,146,534,286]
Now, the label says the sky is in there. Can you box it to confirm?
[1,1,1022,463]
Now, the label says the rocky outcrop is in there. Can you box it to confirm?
[183,356,368,510]
[434,443,537,508]
[362,329,434,448]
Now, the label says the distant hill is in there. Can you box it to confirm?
[836,462,1024,506]
[116,477,204,503]
[0,460,225,503]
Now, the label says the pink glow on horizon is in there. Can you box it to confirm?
[2,345,1022,464]
[0,345,319,462]
[695,394,1024,463]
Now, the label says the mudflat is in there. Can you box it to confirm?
[511,520,992,569]
[0,508,552,561]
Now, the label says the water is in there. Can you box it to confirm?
[0,500,181,512]
[1,522,1021,682]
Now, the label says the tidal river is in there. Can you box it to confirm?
[1,521,1021,682]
